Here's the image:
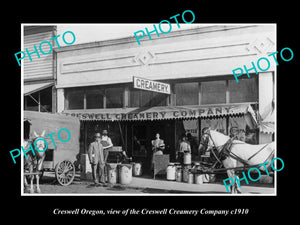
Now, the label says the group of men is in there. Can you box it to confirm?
[88,130,114,185]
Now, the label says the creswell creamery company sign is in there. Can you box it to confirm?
[62,104,252,121]
[133,76,171,95]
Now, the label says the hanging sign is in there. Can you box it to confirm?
[133,76,171,94]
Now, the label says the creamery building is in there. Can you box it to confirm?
[54,24,276,173]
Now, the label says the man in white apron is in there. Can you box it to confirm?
[151,133,165,169]
[101,130,113,182]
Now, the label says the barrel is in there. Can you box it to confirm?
[166,163,176,181]
[182,165,191,183]
[131,162,142,176]
[118,164,132,185]
[106,163,118,184]
[183,152,192,164]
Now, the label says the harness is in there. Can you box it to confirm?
[202,132,274,168]
[24,138,45,173]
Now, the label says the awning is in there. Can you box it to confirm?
[258,102,275,134]
[259,122,274,134]
[24,82,54,96]
[62,103,256,122]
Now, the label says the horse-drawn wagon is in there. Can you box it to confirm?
[23,111,80,190]
[193,129,275,193]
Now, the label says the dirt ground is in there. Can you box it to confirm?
[23,173,146,194]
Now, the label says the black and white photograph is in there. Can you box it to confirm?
[21,23,277,196]
[4,5,298,220]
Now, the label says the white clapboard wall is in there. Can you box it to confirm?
[24,30,54,80]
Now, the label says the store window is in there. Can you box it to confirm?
[140,90,153,107]
[146,91,167,107]
[106,87,123,108]
[86,89,104,109]
[129,88,167,107]
[229,78,258,103]
[24,87,52,112]
[24,92,39,111]
[175,82,199,106]
[130,88,140,107]
[66,89,84,109]
[201,80,226,105]
[39,87,52,112]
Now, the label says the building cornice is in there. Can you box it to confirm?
[53,25,258,53]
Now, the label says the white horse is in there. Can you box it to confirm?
[199,129,275,194]
[24,130,46,193]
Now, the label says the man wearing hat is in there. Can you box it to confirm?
[101,130,113,182]
[101,130,113,160]
[88,132,106,185]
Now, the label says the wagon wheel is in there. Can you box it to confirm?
[55,160,75,186]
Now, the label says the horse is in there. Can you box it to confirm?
[24,130,47,193]
[198,129,275,194]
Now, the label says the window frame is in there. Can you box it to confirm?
[172,75,258,106]
[65,86,125,110]
[105,87,124,109]
[174,81,200,106]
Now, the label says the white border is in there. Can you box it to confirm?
[21,23,277,196]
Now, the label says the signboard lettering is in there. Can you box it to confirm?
[133,76,171,94]
[63,105,239,121]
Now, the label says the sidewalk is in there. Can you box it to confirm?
[114,175,275,195]
[44,171,275,194]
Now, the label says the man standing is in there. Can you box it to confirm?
[177,135,191,164]
[151,133,165,169]
[101,130,113,182]
[101,130,113,162]
[88,133,106,185]
[186,133,198,159]
[101,130,113,152]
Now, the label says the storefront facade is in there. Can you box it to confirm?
[55,25,275,172]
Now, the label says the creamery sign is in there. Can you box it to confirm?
[133,76,171,94]
[63,104,251,121]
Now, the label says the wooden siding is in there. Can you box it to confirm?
[24,31,54,80]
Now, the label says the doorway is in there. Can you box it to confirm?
[128,120,175,174]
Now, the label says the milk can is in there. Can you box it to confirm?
[182,165,191,183]
[187,172,194,184]
[194,173,203,184]
[175,165,182,182]
[183,152,192,165]
[118,164,132,185]
[106,163,118,184]
[131,162,142,176]
[166,163,176,181]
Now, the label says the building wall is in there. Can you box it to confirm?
[55,25,276,89]
[55,25,276,144]
[24,27,56,81]
[24,26,57,113]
